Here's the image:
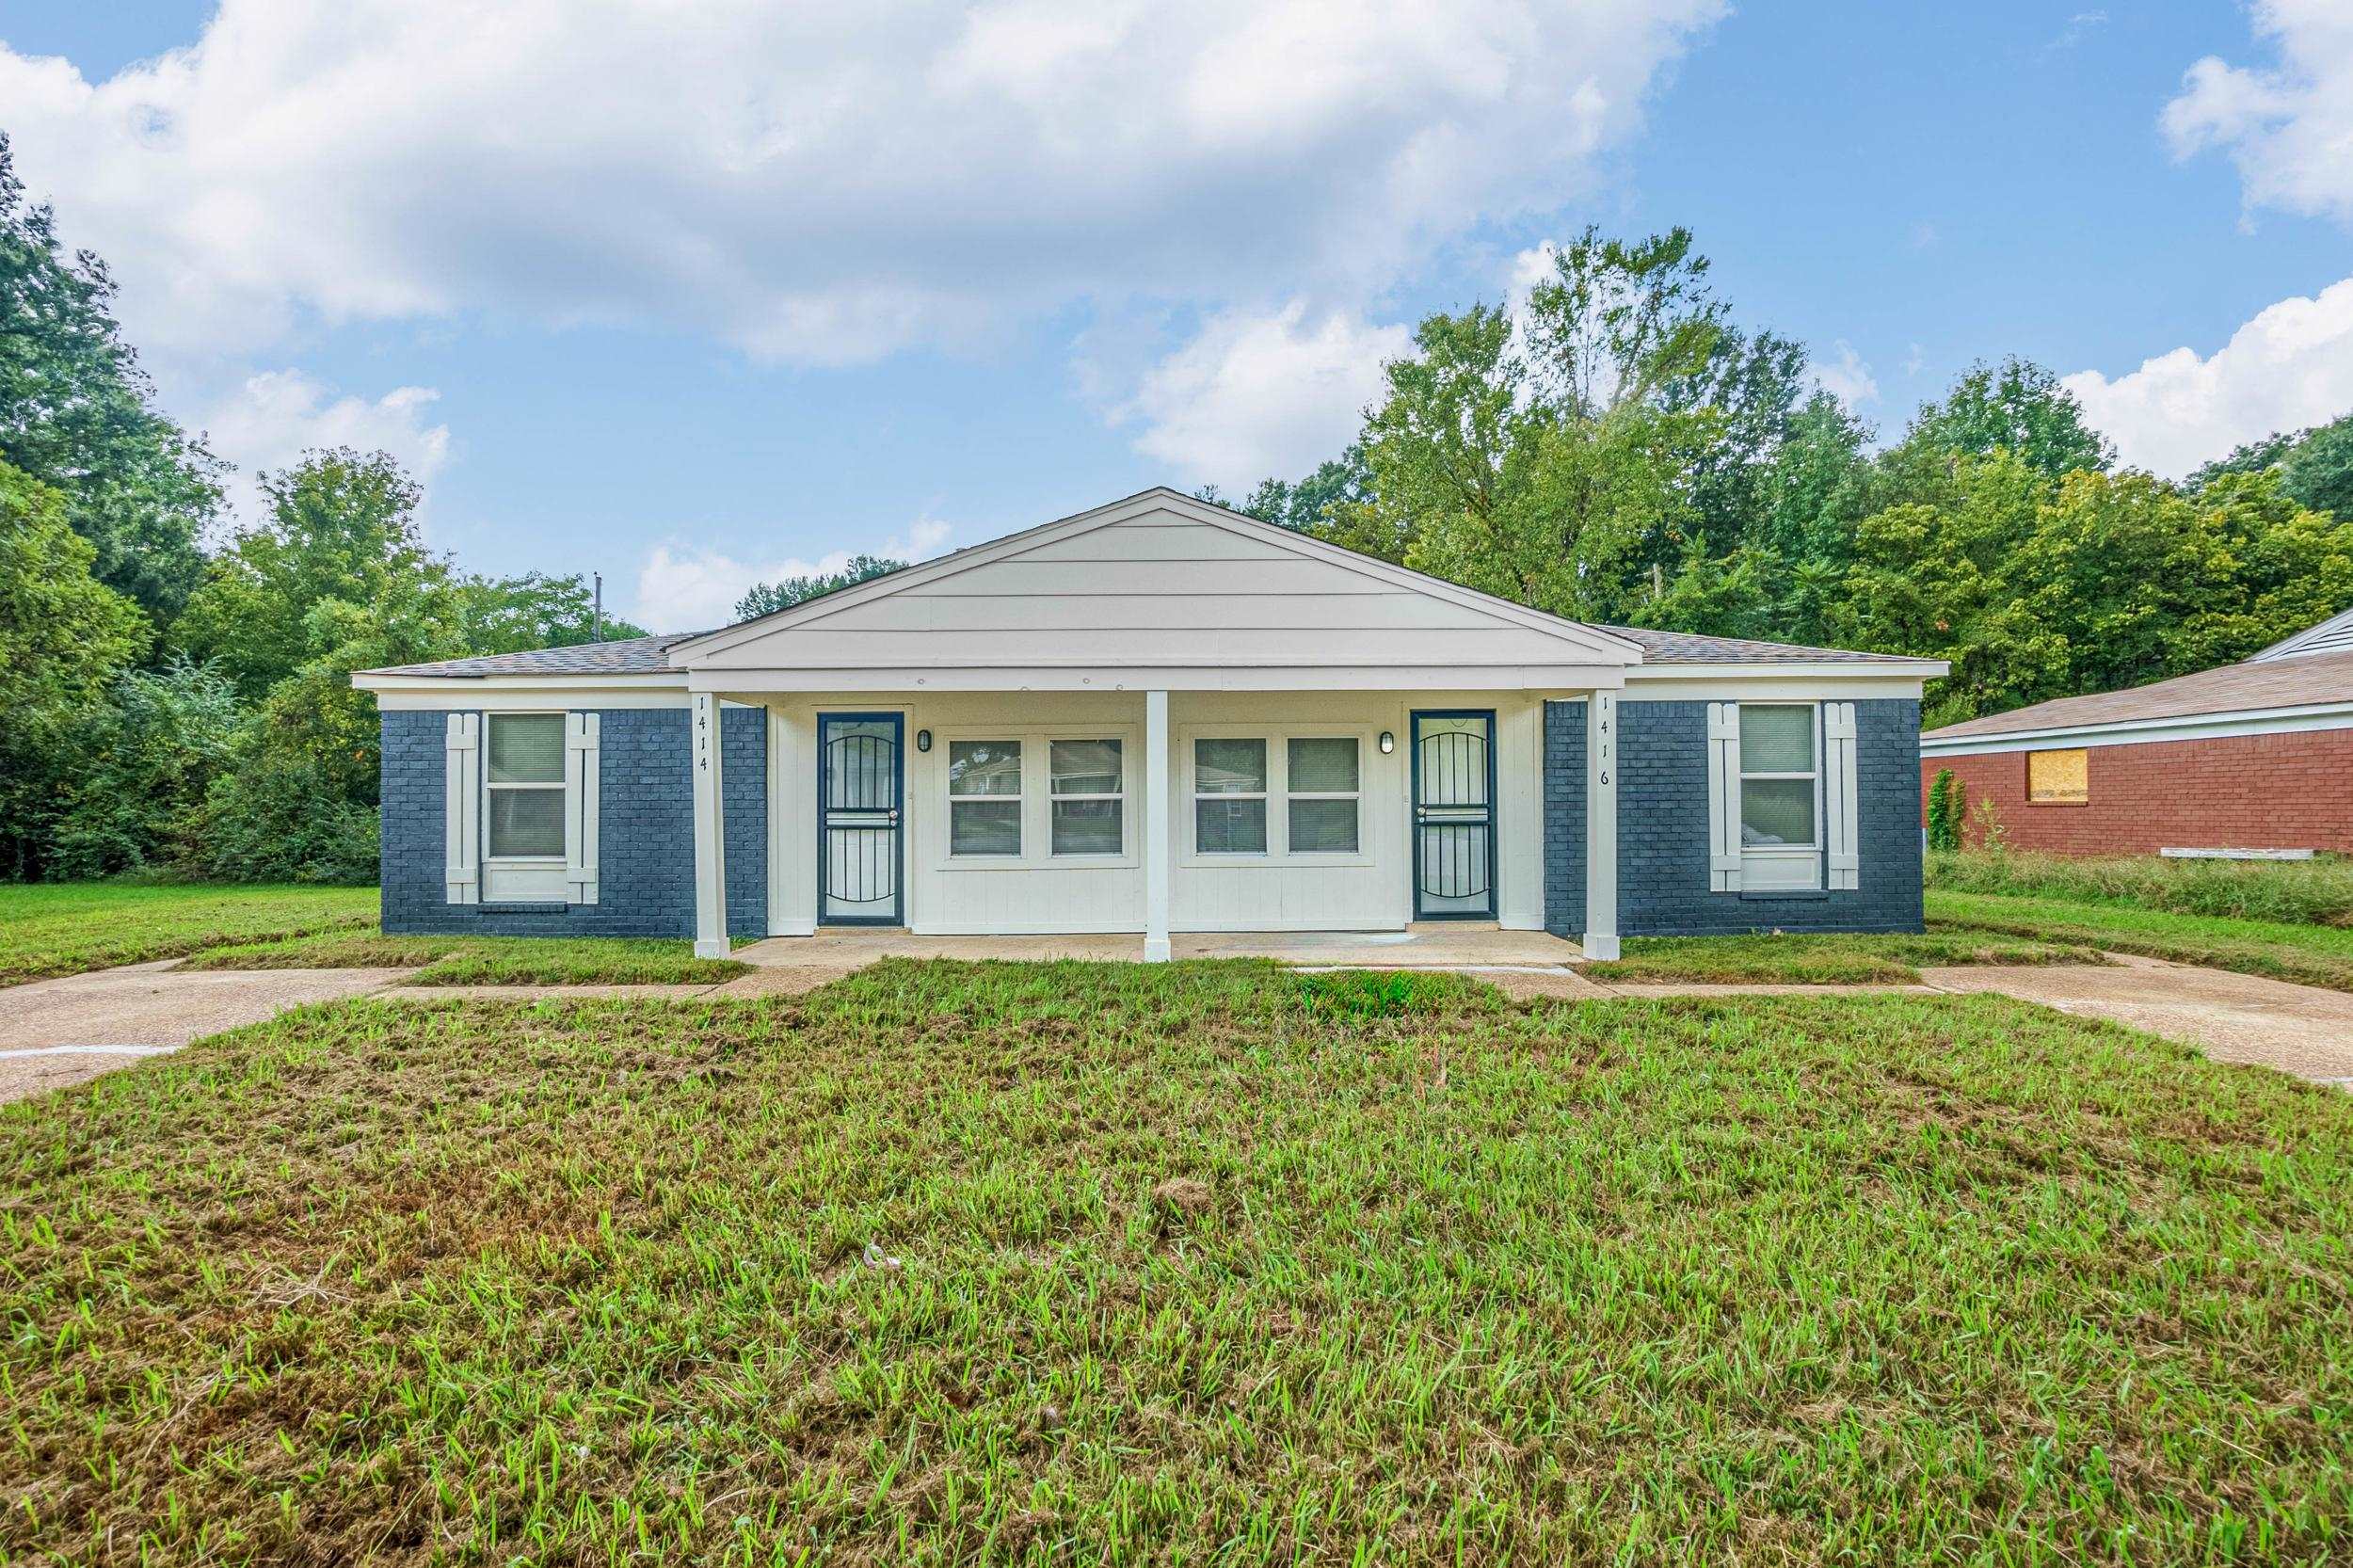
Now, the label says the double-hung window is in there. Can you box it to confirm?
[1286,737,1360,853]
[1193,738,1268,854]
[486,712,567,858]
[1738,705,1817,851]
[1190,732,1366,858]
[1050,739,1125,856]
[948,740,1023,856]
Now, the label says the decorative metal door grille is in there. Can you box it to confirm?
[1412,712,1496,919]
[819,714,902,923]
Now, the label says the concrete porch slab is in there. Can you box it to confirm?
[732,924,1584,971]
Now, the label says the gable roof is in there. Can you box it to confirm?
[664,488,1645,671]
[1923,648,2353,744]
[359,488,1941,684]
[2252,604,2353,662]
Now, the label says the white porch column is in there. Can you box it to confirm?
[691,692,730,959]
[1144,689,1172,962]
[1583,690,1620,961]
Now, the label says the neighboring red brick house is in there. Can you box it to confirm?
[1919,609,2353,856]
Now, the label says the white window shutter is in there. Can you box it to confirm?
[565,712,600,904]
[1706,702,1742,893]
[1824,701,1860,890]
[443,712,481,904]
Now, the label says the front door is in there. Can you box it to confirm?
[818,712,903,924]
[1411,710,1497,920]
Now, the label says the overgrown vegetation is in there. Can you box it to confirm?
[5,961,2351,1562]
[183,928,748,985]
[1929,848,2353,925]
[1585,929,2093,984]
[0,882,378,985]
[1929,889,2353,994]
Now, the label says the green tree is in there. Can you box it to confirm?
[462,571,648,653]
[1227,447,1371,531]
[0,460,151,878]
[173,448,454,699]
[0,134,221,626]
[2282,416,2353,520]
[50,658,243,878]
[1900,356,2112,480]
[1925,770,1962,854]
[733,554,904,621]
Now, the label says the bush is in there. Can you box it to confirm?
[1927,848,2353,925]
[1925,768,1962,853]
[178,753,380,884]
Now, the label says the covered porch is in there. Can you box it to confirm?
[684,682,1625,964]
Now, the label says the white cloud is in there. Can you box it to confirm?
[1122,302,1410,484]
[628,517,955,633]
[0,0,1726,370]
[2062,277,2353,477]
[2163,0,2353,225]
[200,370,453,526]
[1813,341,1879,408]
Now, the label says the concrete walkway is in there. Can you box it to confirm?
[8,943,2353,1106]
[0,960,403,1104]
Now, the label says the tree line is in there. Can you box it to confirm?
[0,137,642,882]
[1212,229,2353,728]
[5,136,2349,886]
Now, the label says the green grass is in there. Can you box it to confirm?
[1930,888,2353,994]
[1929,848,2353,925]
[1585,929,2095,984]
[0,882,379,985]
[6,959,2351,1563]
[181,929,750,985]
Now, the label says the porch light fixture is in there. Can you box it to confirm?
[916,728,933,752]
[1379,730,1395,755]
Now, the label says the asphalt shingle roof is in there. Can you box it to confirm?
[1924,648,2353,741]
[1593,626,1926,664]
[367,632,703,679]
[366,621,1918,679]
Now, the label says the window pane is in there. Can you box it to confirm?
[1193,738,1266,793]
[1289,797,1359,853]
[2027,748,2089,804]
[1052,799,1123,855]
[951,799,1022,856]
[488,713,566,783]
[1195,797,1267,853]
[948,741,1021,797]
[1050,739,1122,796]
[1288,736,1358,793]
[488,787,564,856]
[1739,705,1815,773]
[1740,778,1816,846]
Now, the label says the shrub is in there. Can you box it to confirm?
[1925,768,1962,853]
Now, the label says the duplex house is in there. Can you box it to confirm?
[355,489,1945,958]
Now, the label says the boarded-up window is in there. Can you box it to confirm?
[2026,748,2089,804]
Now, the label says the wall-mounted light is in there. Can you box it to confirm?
[916,728,933,752]
[1379,730,1396,754]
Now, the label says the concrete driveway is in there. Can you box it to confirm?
[0,960,401,1105]
[1918,954,2353,1086]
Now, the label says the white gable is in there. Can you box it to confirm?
[669,491,1639,690]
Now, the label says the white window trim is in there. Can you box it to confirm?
[936,725,1138,872]
[1737,703,1824,891]
[1047,736,1129,860]
[1180,725,1376,868]
[484,710,570,868]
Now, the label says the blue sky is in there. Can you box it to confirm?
[4,2,2348,631]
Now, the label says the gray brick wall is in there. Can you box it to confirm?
[1543,701,1587,936]
[380,705,767,938]
[1543,697,1924,938]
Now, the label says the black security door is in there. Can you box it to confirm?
[818,713,903,924]
[1410,710,1497,920]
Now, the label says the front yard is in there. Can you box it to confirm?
[0,882,378,985]
[6,961,2349,1562]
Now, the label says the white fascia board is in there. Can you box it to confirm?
[1624,664,1939,702]
[1920,701,2353,756]
[687,663,1632,695]
[667,488,1647,667]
